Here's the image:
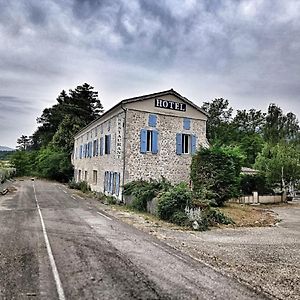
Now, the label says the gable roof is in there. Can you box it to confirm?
[121,89,209,116]
[74,89,208,138]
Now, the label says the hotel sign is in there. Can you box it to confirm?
[155,98,186,112]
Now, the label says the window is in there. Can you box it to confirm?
[104,171,120,195]
[84,171,88,181]
[93,170,97,185]
[105,135,111,154]
[176,133,197,155]
[147,130,152,152]
[100,137,104,156]
[140,129,158,154]
[182,134,190,154]
[78,170,81,181]
[93,139,98,157]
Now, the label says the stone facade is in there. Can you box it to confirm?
[124,110,206,184]
[73,89,208,200]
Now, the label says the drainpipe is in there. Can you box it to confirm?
[121,103,127,203]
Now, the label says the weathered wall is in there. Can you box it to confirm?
[73,111,125,199]
[124,109,206,184]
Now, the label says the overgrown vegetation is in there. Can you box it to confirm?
[123,179,233,230]
[123,178,171,211]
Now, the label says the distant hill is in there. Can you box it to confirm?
[0,146,15,151]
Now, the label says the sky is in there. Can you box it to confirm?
[0,0,300,148]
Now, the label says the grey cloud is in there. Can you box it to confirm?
[0,0,299,147]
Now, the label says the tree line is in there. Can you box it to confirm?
[202,99,300,192]
[11,83,103,181]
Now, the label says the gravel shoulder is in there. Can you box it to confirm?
[83,195,300,300]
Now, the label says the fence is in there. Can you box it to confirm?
[230,191,286,204]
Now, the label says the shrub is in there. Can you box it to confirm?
[68,179,90,193]
[188,206,234,231]
[157,183,191,222]
[68,179,80,189]
[191,146,244,206]
[123,177,172,212]
[170,211,189,226]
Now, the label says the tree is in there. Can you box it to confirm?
[238,133,264,167]
[263,104,299,144]
[35,146,73,182]
[201,98,233,144]
[10,83,103,182]
[34,83,103,150]
[254,142,300,191]
[191,146,244,206]
[10,150,37,176]
[232,109,265,135]
[51,115,85,153]
[16,135,31,150]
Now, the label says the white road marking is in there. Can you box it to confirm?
[71,196,76,200]
[33,183,66,300]
[97,211,112,221]
[63,190,67,194]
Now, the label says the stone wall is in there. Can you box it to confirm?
[124,109,206,184]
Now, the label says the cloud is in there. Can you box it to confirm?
[0,0,299,147]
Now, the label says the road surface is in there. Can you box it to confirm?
[0,179,269,299]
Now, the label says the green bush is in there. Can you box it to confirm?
[68,178,80,189]
[157,183,191,222]
[123,177,172,212]
[67,179,90,193]
[170,211,189,226]
[191,146,244,206]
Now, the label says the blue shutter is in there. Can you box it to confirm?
[115,172,120,196]
[90,141,93,157]
[100,138,103,156]
[152,130,158,154]
[140,129,147,153]
[96,139,99,156]
[183,118,191,130]
[109,172,113,194]
[79,145,82,159]
[148,114,157,127]
[107,135,111,154]
[104,171,107,192]
[176,133,183,155]
[191,134,197,154]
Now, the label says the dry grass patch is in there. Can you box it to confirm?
[219,203,278,227]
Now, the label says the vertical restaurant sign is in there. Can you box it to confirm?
[116,115,123,159]
[155,98,186,112]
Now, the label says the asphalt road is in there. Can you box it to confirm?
[0,179,269,299]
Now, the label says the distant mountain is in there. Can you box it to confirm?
[0,146,15,151]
